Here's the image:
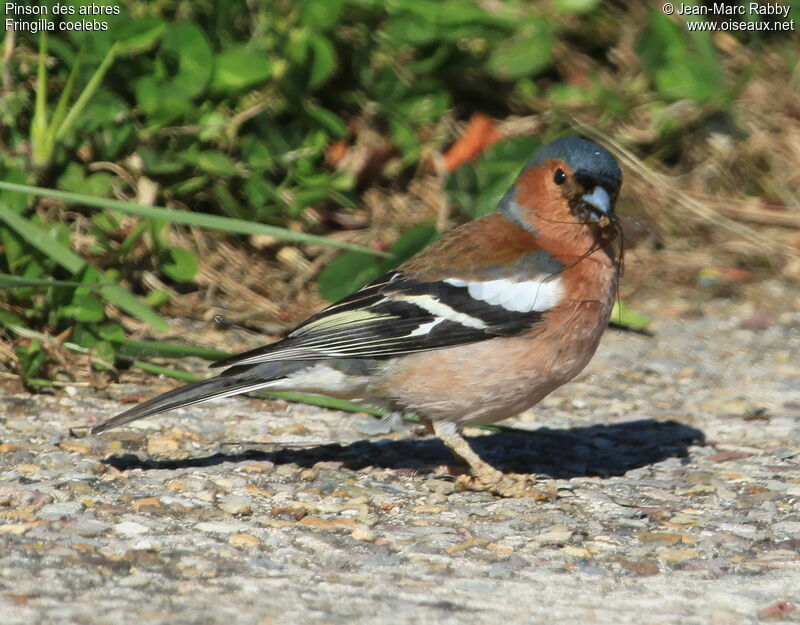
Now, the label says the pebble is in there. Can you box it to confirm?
[771,521,800,536]
[533,526,574,546]
[113,521,150,536]
[64,519,111,537]
[350,525,375,542]
[657,548,700,563]
[298,517,357,531]
[147,437,180,454]
[636,532,682,544]
[715,523,762,539]
[562,546,592,558]
[174,557,217,579]
[119,574,150,588]
[38,501,85,520]
[218,495,253,515]
[229,533,261,547]
[195,522,248,534]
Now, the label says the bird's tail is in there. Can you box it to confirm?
[91,366,291,434]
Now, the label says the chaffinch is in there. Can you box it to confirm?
[93,136,623,498]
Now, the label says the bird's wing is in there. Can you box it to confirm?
[210,256,564,369]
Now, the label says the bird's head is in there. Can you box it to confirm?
[500,136,622,240]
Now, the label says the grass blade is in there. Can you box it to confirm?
[120,339,231,361]
[0,181,387,256]
[131,361,200,382]
[0,272,101,288]
[55,43,118,141]
[257,391,384,416]
[47,46,83,139]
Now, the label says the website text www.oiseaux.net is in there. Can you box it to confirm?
[686,19,795,31]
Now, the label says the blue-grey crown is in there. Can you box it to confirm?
[529,136,621,189]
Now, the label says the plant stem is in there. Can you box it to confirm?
[30,32,50,169]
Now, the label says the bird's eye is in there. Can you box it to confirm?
[553,169,567,185]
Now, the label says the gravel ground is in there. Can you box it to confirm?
[2,283,800,625]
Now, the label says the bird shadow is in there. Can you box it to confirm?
[101,418,705,480]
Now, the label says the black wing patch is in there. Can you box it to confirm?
[210,271,550,369]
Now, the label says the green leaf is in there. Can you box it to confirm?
[211,47,272,92]
[198,110,227,142]
[547,83,595,107]
[90,339,116,370]
[396,94,450,127]
[610,301,652,332]
[81,91,129,129]
[318,226,441,301]
[317,252,381,301]
[96,322,126,343]
[137,146,185,176]
[0,307,24,327]
[179,151,238,177]
[241,135,274,171]
[243,178,272,210]
[16,338,46,380]
[555,0,600,13]
[57,163,114,197]
[61,294,105,323]
[115,17,167,55]
[145,289,171,308]
[135,76,194,124]
[0,228,30,273]
[161,22,213,97]
[0,169,33,214]
[161,247,198,283]
[300,0,344,29]
[388,117,419,162]
[303,102,346,137]
[380,225,440,272]
[211,182,246,218]
[385,14,439,45]
[84,172,115,198]
[308,35,337,88]
[487,19,553,79]
[72,324,99,349]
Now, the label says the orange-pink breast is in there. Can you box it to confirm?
[370,245,619,426]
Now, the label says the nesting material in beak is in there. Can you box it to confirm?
[581,186,613,227]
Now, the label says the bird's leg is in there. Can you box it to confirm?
[430,420,549,499]
[431,420,504,482]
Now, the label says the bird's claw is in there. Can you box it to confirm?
[454,472,552,499]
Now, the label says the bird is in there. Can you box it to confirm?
[92,135,623,498]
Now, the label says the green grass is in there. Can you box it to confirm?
[2,0,790,390]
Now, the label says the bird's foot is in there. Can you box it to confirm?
[454,471,551,499]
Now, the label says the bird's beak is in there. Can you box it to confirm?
[581,187,614,225]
